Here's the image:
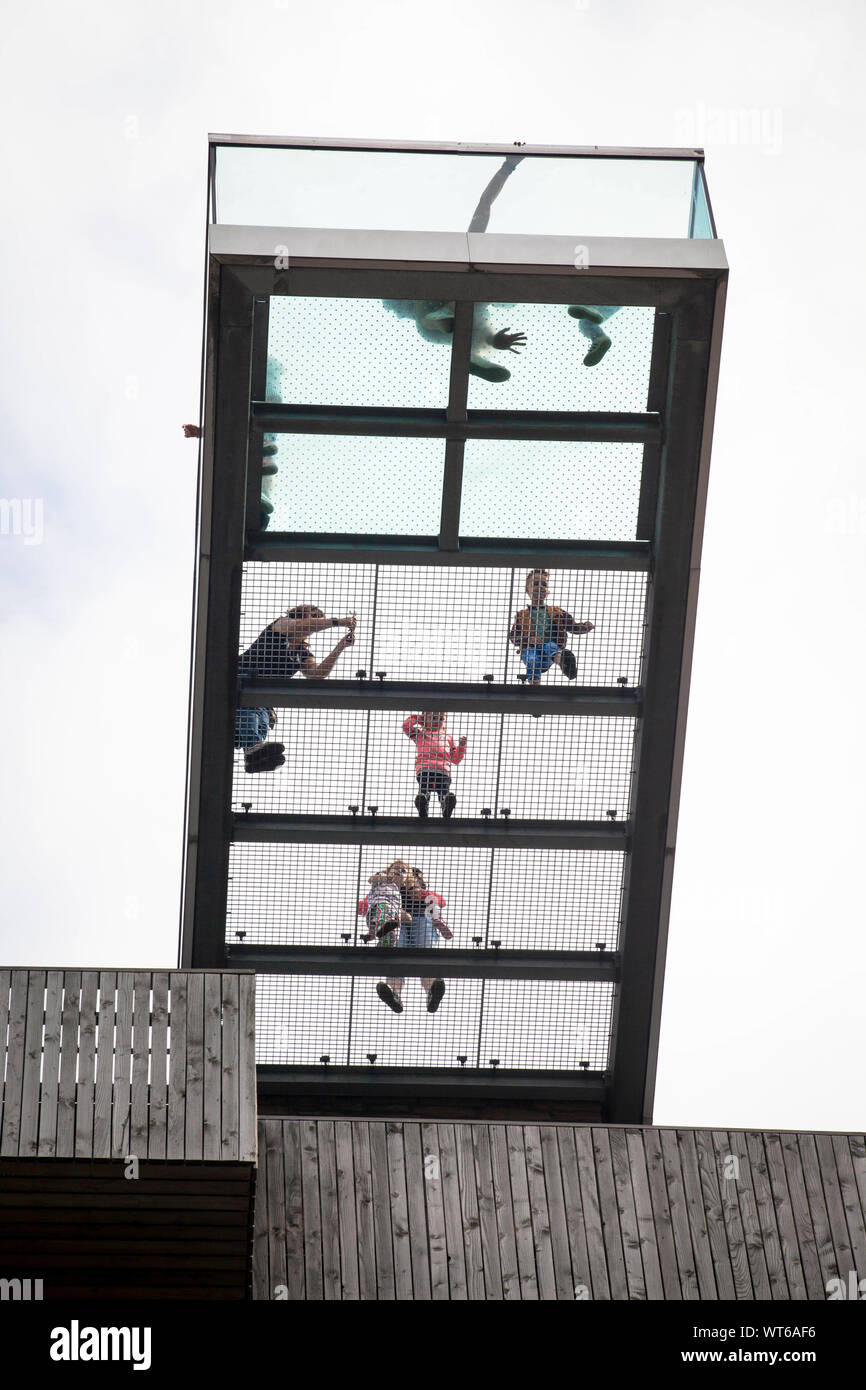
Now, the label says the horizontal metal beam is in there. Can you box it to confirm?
[250,403,661,444]
[232,813,629,851]
[211,134,703,159]
[246,534,651,571]
[225,943,620,982]
[237,679,641,717]
[256,1064,607,1102]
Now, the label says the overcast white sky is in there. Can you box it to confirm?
[1,0,864,1133]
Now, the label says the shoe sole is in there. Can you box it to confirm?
[559,650,578,680]
[376,983,403,1013]
[414,795,429,818]
[568,305,604,323]
[441,794,457,819]
[375,919,401,939]
[427,980,446,1013]
[583,336,611,366]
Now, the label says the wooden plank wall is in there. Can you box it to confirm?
[0,969,258,1299]
[0,969,257,1162]
[253,1120,866,1301]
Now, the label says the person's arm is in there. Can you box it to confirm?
[559,608,595,636]
[450,736,467,765]
[508,612,525,647]
[301,629,354,680]
[403,714,421,738]
[273,612,354,642]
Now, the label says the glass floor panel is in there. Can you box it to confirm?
[231,710,636,822]
[466,304,655,412]
[460,440,644,541]
[267,296,452,408]
[261,435,445,533]
[255,973,613,1071]
[240,562,648,688]
[227,843,624,954]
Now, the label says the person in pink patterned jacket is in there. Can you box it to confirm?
[403,712,468,819]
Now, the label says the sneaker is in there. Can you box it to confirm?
[469,359,511,383]
[441,792,457,819]
[414,794,429,818]
[583,333,611,367]
[559,648,578,680]
[244,741,285,774]
[262,443,279,457]
[262,459,278,476]
[375,918,401,939]
[376,982,403,1014]
[568,305,604,323]
[426,979,446,1013]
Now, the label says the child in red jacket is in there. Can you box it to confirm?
[403,712,467,819]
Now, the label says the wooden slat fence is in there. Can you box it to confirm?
[0,969,257,1162]
[253,1120,866,1301]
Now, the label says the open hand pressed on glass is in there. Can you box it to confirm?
[491,329,527,353]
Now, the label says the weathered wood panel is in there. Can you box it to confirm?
[0,969,256,1164]
[0,968,257,1300]
[253,1121,866,1301]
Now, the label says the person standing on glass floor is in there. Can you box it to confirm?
[509,569,595,691]
[403,712,467,818]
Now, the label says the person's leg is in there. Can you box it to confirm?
[237,707,285,772]
[415,770,432,818]
[568,305,619,366]
[376,922,407,1011]
[552,646,578,680]
[408,915,445,1011]
[435,772,456,819]
[235,706,269,751]
[521,646,544,686]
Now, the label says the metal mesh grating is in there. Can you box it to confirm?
[255,973,613,1071]
[267,297,452,408]
[231,710,637,821]
[240,562,648,687]
[226,843,625,953]
[460,439,644,541]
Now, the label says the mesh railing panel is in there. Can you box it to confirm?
[255,973,613,1071]
[240,562,647,688]
[227,842,624,953]
[231,709,636,821]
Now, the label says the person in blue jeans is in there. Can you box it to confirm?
[359,862,452,1015]
[509,569,595,701]
[568,305,621,366]
[236,605,356,773]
